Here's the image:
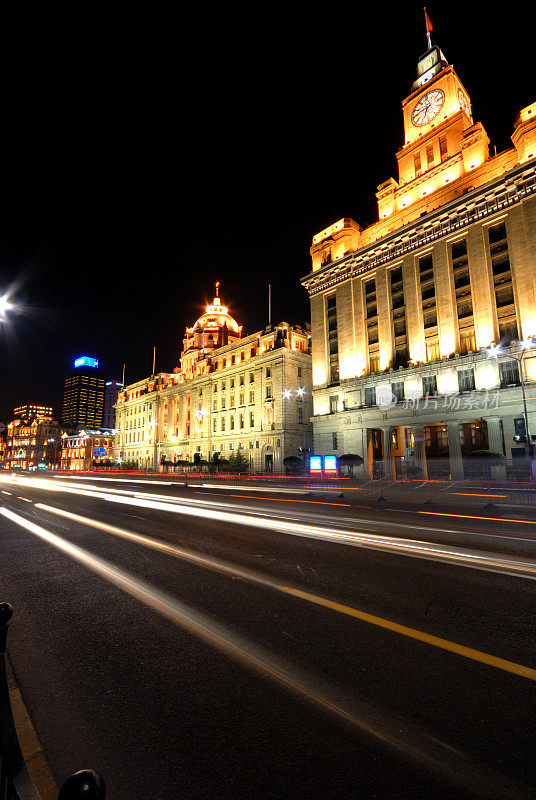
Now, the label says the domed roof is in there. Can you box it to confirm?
[187,285,241,335]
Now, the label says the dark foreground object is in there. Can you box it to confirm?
[0,602,106,800]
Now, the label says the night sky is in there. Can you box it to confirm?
[0,4,534,419]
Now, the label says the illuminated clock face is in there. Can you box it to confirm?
[411,89,445,126]
[458,88,470,117]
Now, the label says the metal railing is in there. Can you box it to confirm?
[0,602,106,800]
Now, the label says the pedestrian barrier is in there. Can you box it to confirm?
[0,602,106,800]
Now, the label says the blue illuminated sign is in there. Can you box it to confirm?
[94,446,106,458]
[74,356,99,369]
[309,455,322,472]
[324,455,338,472]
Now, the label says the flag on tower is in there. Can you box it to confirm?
[424,8,433,33]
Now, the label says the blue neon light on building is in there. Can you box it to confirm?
[74,356,99,369]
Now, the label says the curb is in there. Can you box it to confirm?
[7,658,58,800]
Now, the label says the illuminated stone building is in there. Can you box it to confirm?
[301,37,536,479]
[60,429,115,472]
[3,416,60,470]
[114,288,312,471]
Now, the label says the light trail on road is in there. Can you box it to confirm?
[33,502,536,682]
[0,505,531,800]
[2,474,536,580]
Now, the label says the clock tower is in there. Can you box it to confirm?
[395,42,489,189]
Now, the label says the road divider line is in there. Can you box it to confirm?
[420,511,536,525]
[33,503,536,683]
[448,492,508,498]
[4,505,522,797]
[229,494,350,507]
[280,587,536,682]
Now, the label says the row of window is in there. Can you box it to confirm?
[325,220,520,384]
[357,361,520,408]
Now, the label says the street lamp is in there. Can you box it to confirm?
[0,296,13,321]
[487,337,536,477]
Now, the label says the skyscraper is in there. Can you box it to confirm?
[104,380,123,429]
[62,356,105,427]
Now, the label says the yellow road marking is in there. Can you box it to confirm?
[419,511,536,525]
[448,492,507,498]
[280,586,536,682]
[229,494,350,507]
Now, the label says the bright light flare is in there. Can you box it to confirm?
[0,296,13,319]
[486,343,503,359]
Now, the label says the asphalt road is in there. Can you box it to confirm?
[1,473,535,800]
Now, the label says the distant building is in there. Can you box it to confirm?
[114,287,312,471]
[13,404,53,419]
[3,416,60,470]
[104,380,123,429]
[62,356,105,427]
[60,428,115,471]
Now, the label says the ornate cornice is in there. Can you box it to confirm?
[302,160,536,297]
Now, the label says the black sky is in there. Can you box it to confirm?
[0,3,534,418]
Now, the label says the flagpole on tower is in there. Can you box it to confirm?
[424,7,433,50]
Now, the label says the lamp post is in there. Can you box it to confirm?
[194,407,209,468]
[147,420,157,471]
[283,386,308,465]
[487,338,536,479]
[46,438,61,470]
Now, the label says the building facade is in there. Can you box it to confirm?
[13,404,53,419]
[104,380,123,429]
[3,416,60,470]
[60,429,115,471]
[62,357,105,427]
[301,38,536,479]
[114,289,312,471]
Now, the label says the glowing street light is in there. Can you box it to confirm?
[0,296,13,321]
[486,343,502,359]
[296,387,305,398]
[283,389,292,399]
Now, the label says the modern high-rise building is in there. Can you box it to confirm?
[62,356,105,427]
[114,288,312,471]
[301,30,536,480]
[104,380,123,429]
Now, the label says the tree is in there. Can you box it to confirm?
[464,449,505,478]
[465,449,505,462]
[283,455,304,475]
[229,450,248,473]
[338,453,364,476]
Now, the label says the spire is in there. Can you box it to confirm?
[215,281,220,297]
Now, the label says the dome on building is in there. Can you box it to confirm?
[181,284,242,368]
[190,293,241,335]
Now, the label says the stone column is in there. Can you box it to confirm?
[366,429,374,478]
[166,397,174,440]
[447,420,464,480]
[412,424,428,479]
[485,416,507,480]
[382,426,393,477]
